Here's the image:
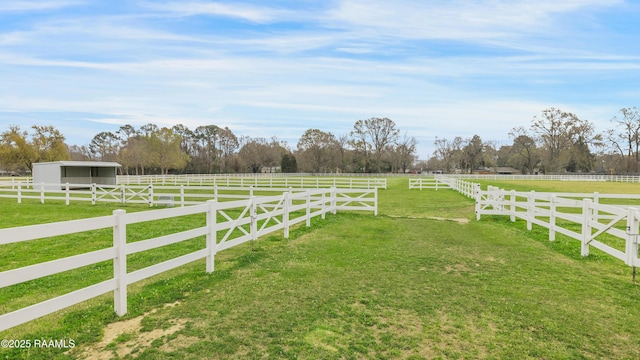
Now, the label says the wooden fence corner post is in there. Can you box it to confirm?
[113,209,127,316]
[206,200,217,273]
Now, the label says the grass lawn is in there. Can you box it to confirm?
[2,178,640,359]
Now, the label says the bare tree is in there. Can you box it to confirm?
[393,133,417,173]
[530,108,599,173]
[433,136,463,173]
[509,126,539,174]
[350,117,399,172]
[296,129,338,173]
[605,107,640,172]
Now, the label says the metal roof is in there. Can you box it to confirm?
[33,161,121,167]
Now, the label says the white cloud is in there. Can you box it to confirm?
[0,0,84,12]
[140,1,292,23]
[325,0,622,45]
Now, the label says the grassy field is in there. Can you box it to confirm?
[2,178,640,359]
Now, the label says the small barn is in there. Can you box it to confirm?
[32,161,121,190]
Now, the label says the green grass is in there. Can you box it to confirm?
[2,178,640,358]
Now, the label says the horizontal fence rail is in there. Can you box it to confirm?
[116,175,386,189]
[440,174,640,182]
[435,175,640,269]
[408,177,451,190]
[0,182,380,208]
[0,188,377,332]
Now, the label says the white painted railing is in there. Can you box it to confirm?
[443,174,640,182]
[441,176,640,268]
[0,188,377,332]
[0,182,379,208]
[116,175,387,189]
[408,177,451,190]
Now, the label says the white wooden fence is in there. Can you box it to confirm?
[441,174,640,183]
[116,175,386,189]
[0,187,377,332]
[0,182,379,208]
[408,177,451,190]
[439,176,640,268]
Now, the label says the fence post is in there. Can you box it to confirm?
[474,184,481,221]
[374,188,378,216]
[120,185,125,205]
[250,196,257,251]
[148,184,153,207]
[206,200,217,273]
[625,208,639,267]
[284,192,290,239]
[180,185,185,207]
[113,209,127,316]
[527,190,535,231]
[306,190,311,227]
[40,182,45,204]
[321,190,326,220]
[549,195,556,241]
[593,192,599,222]
[331,187,337,214]
[581,199,592,257]
[65,183,70,205]
[510,190,516,222]
[17,183,22,204]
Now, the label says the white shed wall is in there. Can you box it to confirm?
[32,163,62,190]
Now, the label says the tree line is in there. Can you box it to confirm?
[3,107,639,175]
[0,118,417,175]
[424,107,639,174]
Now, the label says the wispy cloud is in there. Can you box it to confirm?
[0,0,84,12]
[0,0,637,158]
[140,1,294,23]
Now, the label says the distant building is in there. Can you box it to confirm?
[32,161,121,190]
[261,166,281,173]
[472,167,521,175]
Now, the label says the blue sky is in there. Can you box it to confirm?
[1,0,639,159]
